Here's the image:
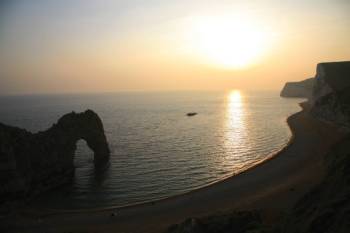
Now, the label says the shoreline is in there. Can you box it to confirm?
[20,104,298,215]
[1,104,345,233]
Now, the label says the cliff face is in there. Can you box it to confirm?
[311,61,350,128]
[279,61,350,128]
[280,78,314,98]
[0,110,110,203]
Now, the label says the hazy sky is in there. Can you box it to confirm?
[0,0,349,95]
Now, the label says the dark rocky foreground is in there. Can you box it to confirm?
[282,135,350,233]
[0,110,110,205]
[167,211,265,233]
[166,61,350,233]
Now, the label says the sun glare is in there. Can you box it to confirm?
[187,15,272,69]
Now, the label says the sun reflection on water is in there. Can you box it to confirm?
[227,90,245,138]
[223,90,248,170]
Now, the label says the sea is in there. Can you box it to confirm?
[0,90,303,209]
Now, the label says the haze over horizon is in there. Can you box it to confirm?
[0,0,349,95]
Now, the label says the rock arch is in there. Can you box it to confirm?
[0,110,110,202]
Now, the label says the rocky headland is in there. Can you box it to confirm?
[280,77,314,98]
[0,110,110,205]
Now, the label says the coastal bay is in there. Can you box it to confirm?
[1,103,344,233]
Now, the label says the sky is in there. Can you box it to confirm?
[0,0,349,95]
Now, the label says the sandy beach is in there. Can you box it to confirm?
[1,105,344,233]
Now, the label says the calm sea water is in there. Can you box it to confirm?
[0,91,303,209]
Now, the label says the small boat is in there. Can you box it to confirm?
[186,112,197,117]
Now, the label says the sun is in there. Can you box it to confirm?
[187,15,271,69]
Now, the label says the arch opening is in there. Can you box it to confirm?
[73,139,95,179]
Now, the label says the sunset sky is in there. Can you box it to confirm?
[0,0,349,95]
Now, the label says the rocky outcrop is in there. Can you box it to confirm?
[0,110,110,203]
[310,61,350,128]
[280,78,314,98]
